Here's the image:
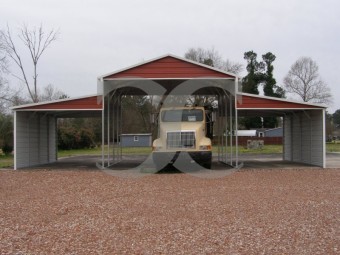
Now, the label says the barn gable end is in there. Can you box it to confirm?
[102,55,235,79]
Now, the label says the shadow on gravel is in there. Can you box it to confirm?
[157,166,183,174]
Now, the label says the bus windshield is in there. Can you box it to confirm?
[161,109,203,122]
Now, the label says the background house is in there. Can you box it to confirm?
[120,134,152,147]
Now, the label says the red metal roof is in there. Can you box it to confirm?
[237,94,325,109]
[12,93,325,111]
[102,55,235,79]
[12,55,325,112]
[12,96,102,111]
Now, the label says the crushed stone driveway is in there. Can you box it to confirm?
[0,168,339,254]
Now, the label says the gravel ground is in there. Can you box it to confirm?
[0,168,339,254]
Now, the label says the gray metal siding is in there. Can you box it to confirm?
[283,110,324,167]
[39,116,48,163]
[49,117,57,162]
[283,115,292,161]
[15,112,56,169]
[310,110,324,167]
[16,112,29,168]
[29,114,39,166]
[292,113,302,162]
[300,112,312,164]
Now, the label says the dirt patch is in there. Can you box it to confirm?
[0,169,339,254]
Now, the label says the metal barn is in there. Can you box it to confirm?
[12,54,327,169]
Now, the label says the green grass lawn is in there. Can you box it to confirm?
[58,147,103,157]
[1,143,339,169]
[220,145,283,154]
[59,145,283,156]
[0,155,14,168]
[326,142,340,152]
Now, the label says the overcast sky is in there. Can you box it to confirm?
[1,0,339,112]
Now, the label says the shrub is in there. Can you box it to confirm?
[2,144,13,155]
[58,126,96,150]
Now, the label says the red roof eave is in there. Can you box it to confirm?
[12,95,103,111]
[236,93,326,110]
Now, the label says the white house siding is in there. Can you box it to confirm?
[15,112,56,169]
[283,110,324,167]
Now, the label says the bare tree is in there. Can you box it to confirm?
[0,32,12,113]
[0,24,58,103]
[0,32,8,74]
[283,57,333,105]
[39,84,68,102]
[184,47,243,74]
[221,59,243,75]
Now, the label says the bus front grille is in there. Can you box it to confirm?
[167,131,195,149]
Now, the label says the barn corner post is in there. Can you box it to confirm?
[322,108,326,168]
[98,78,105,169]
[107,91,111,167]
[13,110,17,170]
[101,104,105,169]
[234,77,239,167]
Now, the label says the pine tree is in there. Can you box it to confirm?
[241,51,264,129]
[242,51,264,94]
[262,52,285,98]
[261,52,285,128]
